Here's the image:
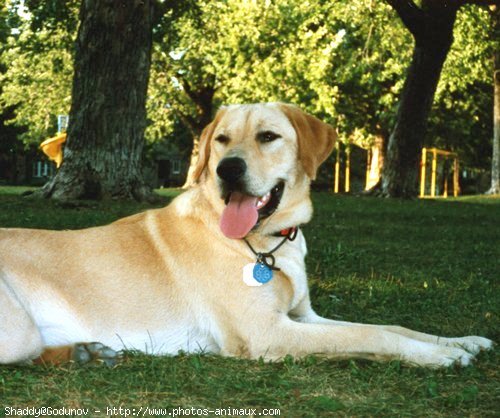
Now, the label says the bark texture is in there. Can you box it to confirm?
[41,0,155,200]
[487,5,500,194]
[380,0,458,198]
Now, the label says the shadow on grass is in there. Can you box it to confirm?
[0,186,181,230]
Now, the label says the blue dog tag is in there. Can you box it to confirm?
[253,263,273,284]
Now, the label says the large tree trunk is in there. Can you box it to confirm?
[487,5,500,195]
[40,0,155,201]
[379,0,458,198]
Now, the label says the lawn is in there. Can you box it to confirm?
[0,187,498,417]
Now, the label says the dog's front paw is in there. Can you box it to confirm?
[436,346,475,368]
[72,342,120,367]
[407,342,475,368]
[444,336,494,355]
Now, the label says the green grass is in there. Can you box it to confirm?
[1,188,499,417]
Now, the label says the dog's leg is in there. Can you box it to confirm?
[290,300,494,355]
[1,277,119,366]
[0,279,44,364]
[323,319,492,355]
[366,325,493,354]
[250,317,478,368]
[33,342,119,366]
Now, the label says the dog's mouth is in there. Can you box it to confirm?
[220,181,285,239]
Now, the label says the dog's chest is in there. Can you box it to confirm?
[274,232,309,312]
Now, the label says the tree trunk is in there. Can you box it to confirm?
[366,135,385,190]
[380,0,458,198]
[182,137,202,189]
[381,45,452,197]
[181,109,213,189]
[176,79,215,189]
[175,112,206,189]
[40,0,155,201]
[487,5,500,195]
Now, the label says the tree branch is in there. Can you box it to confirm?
[387,0,461,49]
[179,77,202,105]
[174,109,198,137]
[178,74,215,119]
[386,0,425,36]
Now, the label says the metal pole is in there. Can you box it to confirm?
[345,147,350,193]
[453,157,459,197]
[420,147,427,197]
[334,144,340,193]
[365,148,371,190]
[431,149,437,197]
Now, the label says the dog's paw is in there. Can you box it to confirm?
[407,342,475,368]
[436,346,475,368]
[72,342,120,367]
[441,336,494,355]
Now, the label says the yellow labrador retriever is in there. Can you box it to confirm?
[0,103,493,367]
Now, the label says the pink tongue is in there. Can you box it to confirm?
[220,192,259,239]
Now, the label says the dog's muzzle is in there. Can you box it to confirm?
[215,157,285,239]
[216,157,247,185]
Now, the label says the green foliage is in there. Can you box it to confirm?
[23,0,79,33]
[0,0,21,48]
[150,0,494,162]
[0,0,10,46]
[149,0,406,147]
[0,0,496,168]
[0,0,26,155]
[329,1,411,142]
[0,0,76,145]
[428,5,494,167]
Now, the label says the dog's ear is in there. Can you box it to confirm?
[192,108,227,183]
[279,104,337,180]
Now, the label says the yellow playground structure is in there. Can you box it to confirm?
[40,132,66,168]
[332,145,460,198]
[419,147,459,198]
[39,115,68,168]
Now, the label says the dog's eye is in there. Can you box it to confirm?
[215,134,230,144]
[258,131,281,143]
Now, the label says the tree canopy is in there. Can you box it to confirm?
[0,0,496,175]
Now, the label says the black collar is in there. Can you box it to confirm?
[244,227,299,271]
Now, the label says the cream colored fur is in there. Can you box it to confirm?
[0,103,493,367]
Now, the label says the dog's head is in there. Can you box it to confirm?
[193,103,336,239]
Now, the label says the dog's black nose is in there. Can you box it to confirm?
[217,157,247,183]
